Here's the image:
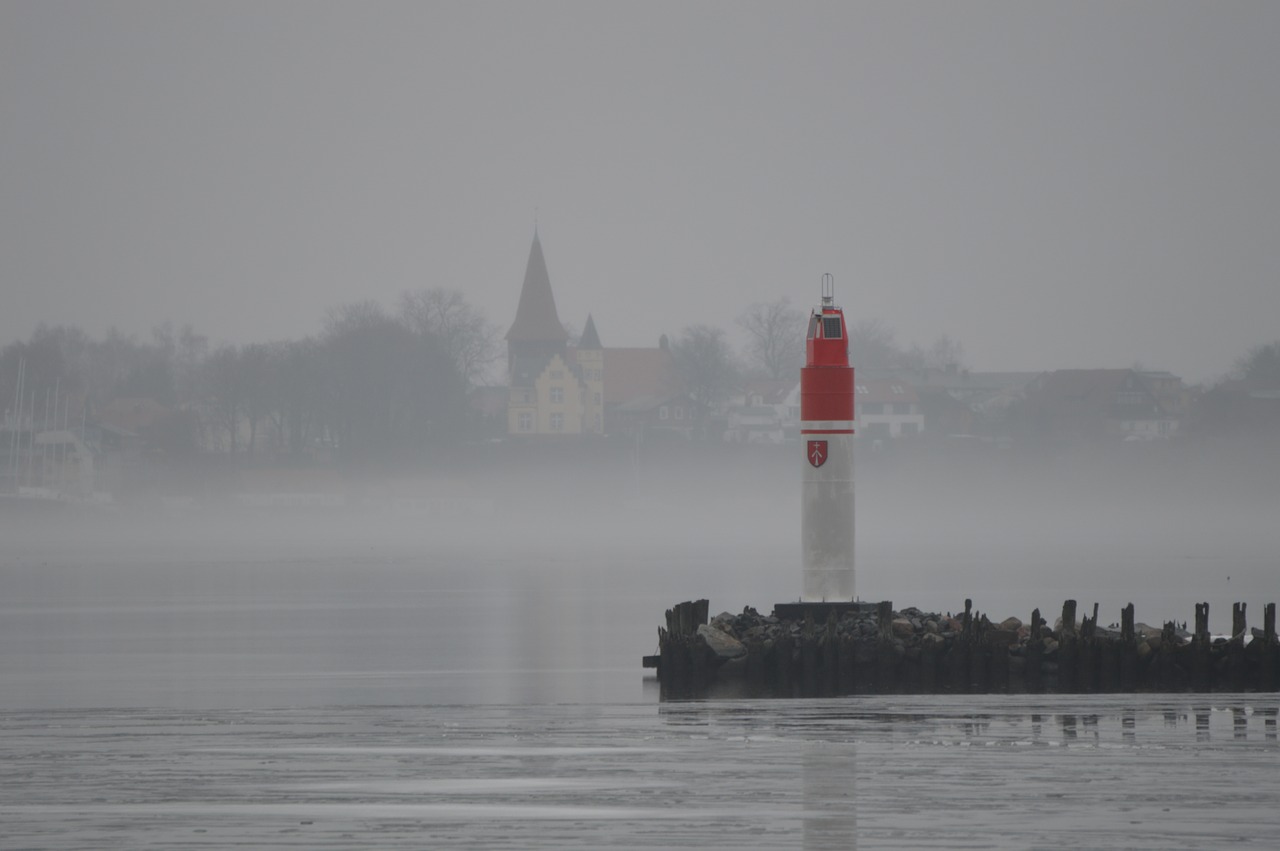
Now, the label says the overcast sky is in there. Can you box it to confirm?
[2,1,1277,383]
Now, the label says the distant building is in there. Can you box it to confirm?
[723,381,790,443]
[915,386,975,437]
[1137,370,1192,418]
[862,368,1040,437]
[505,233,600,437]
[504,233,681,438]
[856,380,924,439]
[1016,369,1177,444]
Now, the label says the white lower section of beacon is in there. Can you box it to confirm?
[801,432,855,602]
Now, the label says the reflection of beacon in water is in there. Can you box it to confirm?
[801,273,855,601]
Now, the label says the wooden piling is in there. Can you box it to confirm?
[920,635,939,693]
[872,601,895,694]
[1079,603,1099,692]
[1060,600,1077,639]
[1097,603,1119,692]
[773,632,793,697]
[1058,600,1078,691]
[1228,602,1248,691]
[1263,603,1279,692]
[1118,603,1137,691]
[1025,607,1043,694]
[1156,621,1181,691]
[1189,602,1211,691]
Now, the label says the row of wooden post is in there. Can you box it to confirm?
[653,599,1280,699]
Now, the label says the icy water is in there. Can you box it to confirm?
[2,505,1279,849]
[2,698,1278,849]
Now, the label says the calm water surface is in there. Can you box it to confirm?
[2,698,1277,849]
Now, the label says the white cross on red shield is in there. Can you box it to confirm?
[807,439,827,468]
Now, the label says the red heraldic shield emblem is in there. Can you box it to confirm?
[807,439,828,468]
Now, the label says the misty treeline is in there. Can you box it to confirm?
[0,289,498,464]
[5,284,1274,462]
[1,291,967,461]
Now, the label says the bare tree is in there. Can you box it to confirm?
[924,334,966,372]
[158,323,208,405]
[1232,340,1280,383]
[670,324,738,435]
[238,342,276,457]
[201,345,245,455]
[846,318,901,369]
[738,297,806,380]
[266,338,324,456]
[397,288,499,388]
[323,300,464,463]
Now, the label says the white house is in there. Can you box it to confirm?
[856,381,924,439]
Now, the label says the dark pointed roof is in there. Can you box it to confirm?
[506,234,568,343]
[578,314,602,350]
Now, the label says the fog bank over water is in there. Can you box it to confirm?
[4,443,1276,630]
[2,443,1276,709]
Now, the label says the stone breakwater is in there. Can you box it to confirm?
[646,598,1280,699]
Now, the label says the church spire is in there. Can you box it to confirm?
[578,314,602,350]
[505,232,568,343]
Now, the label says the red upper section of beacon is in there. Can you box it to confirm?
[805,305,849,368]
[800,278,854,426]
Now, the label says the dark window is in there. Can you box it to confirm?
[822,316,842,339]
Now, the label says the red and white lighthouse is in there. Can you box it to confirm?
[801,274,855,601]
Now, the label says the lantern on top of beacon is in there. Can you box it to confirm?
[800,273,855,601]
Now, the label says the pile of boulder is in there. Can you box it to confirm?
[698,604,1193,665]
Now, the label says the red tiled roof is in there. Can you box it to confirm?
[603,348,679,406]
[1032,369,1131,403]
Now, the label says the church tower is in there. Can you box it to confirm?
[506,231,568,385]
[505,233,586,435]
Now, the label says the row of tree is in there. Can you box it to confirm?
[4,287,1275,460]
[0,290,496,464]
[3,293,967,460]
